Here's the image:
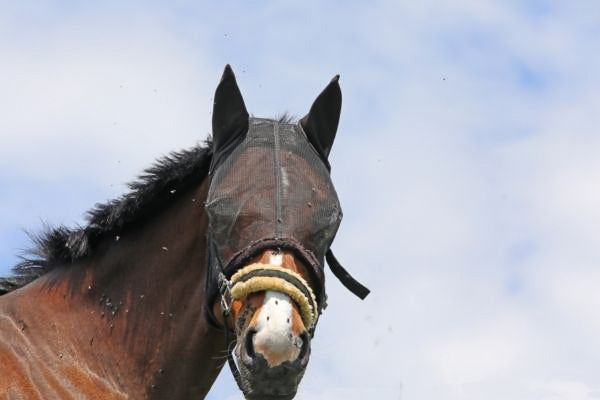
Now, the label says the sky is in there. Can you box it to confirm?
[1,1,600,399]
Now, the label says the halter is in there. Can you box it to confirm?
[212,243,368,395]
[230,263,318,331]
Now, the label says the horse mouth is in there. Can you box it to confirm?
[236,328,310,400]
[238,361,304,400]
[245,329,257,359]
[245,394,297,400]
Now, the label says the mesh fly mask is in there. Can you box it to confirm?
[206,117,343,312]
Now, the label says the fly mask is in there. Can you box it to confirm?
[205,66,369,326]
[206,116,342,315]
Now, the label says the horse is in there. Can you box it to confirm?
[0,65,368,399]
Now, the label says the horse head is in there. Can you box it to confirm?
[207,65,363,399]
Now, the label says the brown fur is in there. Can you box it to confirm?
[0,180,226,399]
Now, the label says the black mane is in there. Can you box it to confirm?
[274,113,296,124]
[0,141,214,295]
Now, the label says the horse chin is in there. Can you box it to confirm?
[235,327,310,400]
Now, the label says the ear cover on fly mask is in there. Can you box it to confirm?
[210,64,249,172]
[300,75,342,171]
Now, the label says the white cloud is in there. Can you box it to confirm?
[0,5,215,258]
[530,380,600,400]
[0,21,213,185]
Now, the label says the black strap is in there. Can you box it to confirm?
[326,249,370,300]
[218,273,247,395]
[204,235,225,329]
[223,312,247,394]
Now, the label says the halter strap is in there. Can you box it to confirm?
[217,273,246,394]
[326,249,370,300]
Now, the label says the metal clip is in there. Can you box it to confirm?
[218,272,232,318]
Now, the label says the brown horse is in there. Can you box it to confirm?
[0,65,368,399]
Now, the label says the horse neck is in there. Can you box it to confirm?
[3,179,226,399]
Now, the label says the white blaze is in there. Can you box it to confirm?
[253,291,301,367]
[269,253,283,267]
[251,252,303,366]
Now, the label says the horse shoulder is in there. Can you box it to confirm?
[0,290,128,399]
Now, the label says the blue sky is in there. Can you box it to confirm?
[2,1,600,399]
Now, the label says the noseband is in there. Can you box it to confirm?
[230,264,318,331]
[206,237,369,330]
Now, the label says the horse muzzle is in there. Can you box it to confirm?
[236,327,311,400]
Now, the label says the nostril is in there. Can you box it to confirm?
[245,330,257,359]
[297,331,309,361]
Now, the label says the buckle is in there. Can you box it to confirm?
[218,272,232,318]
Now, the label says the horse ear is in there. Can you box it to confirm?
[300,75,342,167]
[212,64,249,156]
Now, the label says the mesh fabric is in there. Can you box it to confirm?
[206,118,342,275]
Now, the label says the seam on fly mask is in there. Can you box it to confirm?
[273,121,283,239]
